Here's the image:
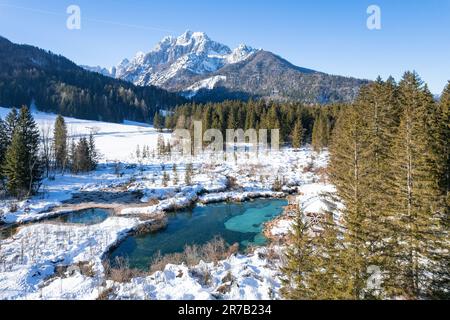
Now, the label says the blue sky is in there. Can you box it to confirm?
[0,0,449,93]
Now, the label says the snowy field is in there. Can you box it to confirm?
[0,106,171,163]
[0,106,335,300]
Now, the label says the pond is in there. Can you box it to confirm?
[108,198,287,270]
[0,208,111,240]
[53,208,111,225]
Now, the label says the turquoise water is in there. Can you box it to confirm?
[109,198,287,270]
[53,208,111,225]
[0,208,110,240]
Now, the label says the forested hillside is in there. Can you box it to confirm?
[0,36,186,123]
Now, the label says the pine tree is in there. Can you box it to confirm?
[88,132,98,171]
[53,115,68,171]
[439,82,450,202]
[172,164,179,185]
[136,145,141,159]
[185,163,193,185]
[72,138,91,173]
[0,117,7,182]
[292,119,304,149]
[2,130,29,197]
[311,111,330,152]
[162,171,169,187]
[4,108,18,145]
[69,139,76,171]
[308,213,355,299]
[328,105,370,298]
[153,112,162,132]
[388,72,446,298]
[280,207,316,299]
[2,106,42,197]
[157,134,165,156]
[351,78,402,297]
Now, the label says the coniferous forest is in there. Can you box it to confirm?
[0,108,98,199]
[162,72,449,299]
[0,36,186,124]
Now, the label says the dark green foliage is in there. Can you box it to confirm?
[292,119,304,149]
[88,133,98,171]
[70,134,98,174]
[0,117,7,182]
[323,72,449,299]
[53,115,68,170]
[166,100,340,148]
[2,106,42,197]
[153,112,163,131]
[311,110,331,152]
[280,207,316,299]
[0,36,186,124]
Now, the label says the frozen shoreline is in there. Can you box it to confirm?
[0,107,333,300]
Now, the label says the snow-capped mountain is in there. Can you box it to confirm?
[83,31,368,104]
[97,31,257,89]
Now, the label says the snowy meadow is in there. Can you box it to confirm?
[0,106,334,300]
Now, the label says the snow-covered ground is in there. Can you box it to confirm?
[0,107,335,300]
[0,106,171,163]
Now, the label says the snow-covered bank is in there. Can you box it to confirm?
[109,246,282,300]
[0,216,140,300]
[0,108,334,300]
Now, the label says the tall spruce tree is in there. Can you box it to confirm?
[388,72,446,298]
[292,119,304,149]
[430,81,450,298]
[72,138,91,173]
[308,213,355,299]
[53,115,68,171]
[2,106,42,197]
[153,112,162,132]
[352,78,402,297]
[4,108,18,145]
[88,132,98,171]
[328,104,371,298]
[280,207,316,299]
[0,117,7,182]
[311,111,330,152]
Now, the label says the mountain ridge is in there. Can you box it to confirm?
[84,31,369,104]
[0,35,186,123]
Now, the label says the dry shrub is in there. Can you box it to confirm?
[77,261,95,277]
[97,287,114,300]
[149,251,185,274]
[222,271,234,284]
[266,247,280,262]
[189,264,213,287]
[8,202,18,213]
[136,215,167,233]
[226,176,239,189]
[104,257,143,283]
[149,236,232,273]
[202,237,227,264]
[146,198,159,206]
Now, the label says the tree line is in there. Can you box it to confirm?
[153,99,338,150]
[0,107,98,199]
[282,73,449,299]
[0,36,186,124]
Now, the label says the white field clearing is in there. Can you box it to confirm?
[0,106,171,163]
[0,106,336,300]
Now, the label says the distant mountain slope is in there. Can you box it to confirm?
[0,36,186,123]
[188,50,369,103]
[87,31,368,104]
